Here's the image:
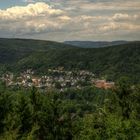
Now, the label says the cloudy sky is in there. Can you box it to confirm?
[0,0,140,41]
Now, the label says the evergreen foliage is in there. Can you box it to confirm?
[0,80,139,139]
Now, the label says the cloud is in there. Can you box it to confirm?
[112,13,132,22]
[0,2,63,21]
[0,2,65,35]
[0,0,140,41]
[100,22,138,32]
[112,13,140,22]
[23,0,35,3]
[56,0,140,11]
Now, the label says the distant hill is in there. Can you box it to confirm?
[64,41,128,48]
[0,38,74,64]
[0,38,140,83]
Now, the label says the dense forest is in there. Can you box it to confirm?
[0,77,140,139]
[0,39,140,83]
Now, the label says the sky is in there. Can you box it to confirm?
[0,0,140,41]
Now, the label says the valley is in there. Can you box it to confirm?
[0,39,140,84]
[0,38,139,140]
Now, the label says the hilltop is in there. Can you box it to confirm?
[64,41,128,48]
[0,38,140,83]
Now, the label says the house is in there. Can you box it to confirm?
[94,80,114,89]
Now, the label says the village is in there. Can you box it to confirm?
[0,68,115,91]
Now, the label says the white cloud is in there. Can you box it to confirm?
[0,2,65,35]
[0,2,63,21]
[112,13,140,22]
[58,16,71,21]
[112,14,131,21]
[99,22,140,33]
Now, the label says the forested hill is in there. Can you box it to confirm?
[64,41,128,48]
[0,38,74,64]
[0,38,140,83]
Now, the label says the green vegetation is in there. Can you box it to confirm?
[0,39,140,139]
[0,39,140,83]
[0,78,140,139]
